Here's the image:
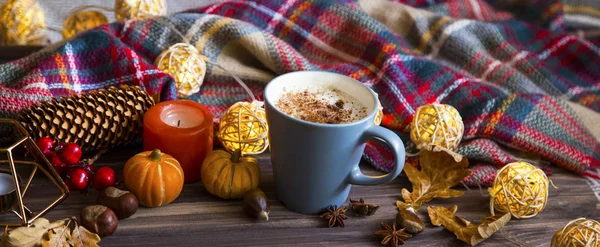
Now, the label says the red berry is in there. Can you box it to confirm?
[92,167,116,191]
[81,163,96,175]
[47,152,68,177]
[65,168,89,191]
[59,143,82,166]
[35,137,54,154]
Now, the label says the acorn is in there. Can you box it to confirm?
[243,188,270,221]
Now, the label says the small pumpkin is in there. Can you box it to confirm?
[201,149,260,199]
[123,149,184,207]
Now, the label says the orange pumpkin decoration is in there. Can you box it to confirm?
[201,149,261,199]
[123,149,184,207]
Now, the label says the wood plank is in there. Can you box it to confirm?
[0,46,44,64]
[1,147,598,246]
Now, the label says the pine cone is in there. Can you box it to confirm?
[17,85,155,151]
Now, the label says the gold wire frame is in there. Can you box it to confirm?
[0,118,69,227]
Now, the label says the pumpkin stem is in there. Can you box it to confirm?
[230,149,242,163]
[149,149,163,162]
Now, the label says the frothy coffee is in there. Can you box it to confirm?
[275,85,368,124]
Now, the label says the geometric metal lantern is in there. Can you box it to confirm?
[0,118,68,227]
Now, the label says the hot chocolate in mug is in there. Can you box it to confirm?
[264,71,406,214]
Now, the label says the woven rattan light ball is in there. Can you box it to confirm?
[114,0,167,21]
[489,161,549,219]
[62,9,108,39]
[410,103,463,150]
[154,43,207,99]
[552,218,600,247]
[217,101,268,155]
[0,0,46,45]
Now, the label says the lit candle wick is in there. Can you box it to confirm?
[177,120,181,128]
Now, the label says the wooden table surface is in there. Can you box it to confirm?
[0,46,43,64]
[2,147,599,247]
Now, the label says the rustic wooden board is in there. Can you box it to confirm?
[1,147,599,246]
[0,46,43,64]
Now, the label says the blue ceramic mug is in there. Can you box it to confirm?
[264,71,406,214]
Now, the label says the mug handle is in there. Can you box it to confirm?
[347,125,405,185]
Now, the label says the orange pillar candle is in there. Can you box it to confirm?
[143,100,213,183]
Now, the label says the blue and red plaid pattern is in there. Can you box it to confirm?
[1,0,599,186]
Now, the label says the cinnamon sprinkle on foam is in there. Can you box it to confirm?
[276,87,367,124]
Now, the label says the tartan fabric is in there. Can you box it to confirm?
[1,0,600,186]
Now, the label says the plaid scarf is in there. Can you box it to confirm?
[1,0,599,186]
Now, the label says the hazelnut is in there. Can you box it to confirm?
[243,188,270,221]
[396,207,424,234]
[97,187,139,219]
[81,205,118,237]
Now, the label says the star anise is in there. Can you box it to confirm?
[320,205,348,227]
[349,198,379,216]
[375,223,412,246]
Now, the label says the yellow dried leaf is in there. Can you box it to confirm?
[70,226,100,247]
[41,226,71,247]
[397,146,471,211]
[427,205,511,246]
[0,218,65,247]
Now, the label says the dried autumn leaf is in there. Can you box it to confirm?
[397,146,471,211]
[70,226,100,247]
[0,218,65,247]
[41,227,71,247]
[427,205,511,246]
[2,226,8,241]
